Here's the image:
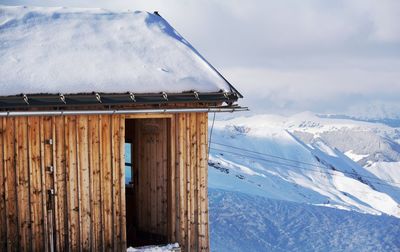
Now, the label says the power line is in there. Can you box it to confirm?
[210,147,400,189]
[208,112,216,157]
[211,141,333,169]
[209,146,400,188]
[210,142,400,187]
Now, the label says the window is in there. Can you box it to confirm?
[125,142,133,186]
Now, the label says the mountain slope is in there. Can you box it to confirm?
[208,113,400,251]
[209,113,400,217]
[209,189,400,252]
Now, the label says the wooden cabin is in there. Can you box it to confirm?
[0,6,244,252]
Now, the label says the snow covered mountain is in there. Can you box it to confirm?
[209,189,400,252]
[208,112,400,251]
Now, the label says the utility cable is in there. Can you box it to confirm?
[210,142,400,186]
[208,112,216,157]
[209,147,400,188]
[211,141,335,169]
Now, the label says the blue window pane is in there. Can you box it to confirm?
[125,166,132,184]
[125,143,132,184]
[125,143,132,163]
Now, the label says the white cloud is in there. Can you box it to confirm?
[223,63,400,114]
[349,0,400,42]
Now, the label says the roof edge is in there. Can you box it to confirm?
[0,91,239,109]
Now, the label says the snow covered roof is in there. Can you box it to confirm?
[0,6,240,99]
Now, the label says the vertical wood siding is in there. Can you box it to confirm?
[173,113,209,252]
[0,112,209,252]
[0,115,125,251]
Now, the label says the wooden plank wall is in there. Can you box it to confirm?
[0,112,209,252]
[172,113,210,252]
[0,115,126,252]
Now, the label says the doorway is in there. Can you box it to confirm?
[125,118,170,247]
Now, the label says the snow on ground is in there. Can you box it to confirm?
[366,162,400,187]
[0,5,231,95]
[127,243,179,252]
[345,150,369,162]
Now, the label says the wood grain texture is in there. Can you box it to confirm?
[29,116,46,251]
[0,118,6,251]
[54,116,68,251]
[65,116,80,250]
[119,115,127,251]
[101,115,113,251]
[173,113,210,252]
[15,117,31,252]
[0,112,210,251]
[78,116,91,251]
[89,115,104,251]
[4,117,18,251]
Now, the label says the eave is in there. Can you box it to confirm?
[0,91,240,110]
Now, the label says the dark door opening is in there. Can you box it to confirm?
[125,118,169,247]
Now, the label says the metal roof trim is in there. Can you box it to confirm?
[0,91,240,109]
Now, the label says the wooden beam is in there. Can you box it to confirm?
[16,117,31,251]
[4,117,18,251]
[0,114,6,251]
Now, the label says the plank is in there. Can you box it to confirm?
[197,113,206,251]
[16,116,31,251]
[65,116,80,250]
[168,116,176,241]
[43,116,57,252]
[174,115,181,243]
[199,113,209,251]
[148,120,156,233]
[101,115,113,251]
[196,114,203,251]
[136,121,144,230]
[190,114,198,251]
[98,115,107,251]
[28,116,45,251]
[111,115,122,250]
[74,116,83,252]
[119,115,127,250]
[54,116,67,251]
[185,113,191,251]
[124,114,173,119]
[178,114,187,250]
[161,119,168,236]
[50,117,58,252]
[191,114,197,250]
[143,121,151,231]
[155,122,160,233]
[89,115,104,251]
[39,117,51,252]
[0,118,6,251]
[78,116,91,250]
[4,117,19,251]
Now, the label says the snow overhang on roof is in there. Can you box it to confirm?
[0,6,242,109]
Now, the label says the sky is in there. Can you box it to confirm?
[1,0,400,118]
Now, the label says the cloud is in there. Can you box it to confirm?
[222,63,400,114]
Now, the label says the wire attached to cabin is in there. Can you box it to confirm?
[208,112,216,158]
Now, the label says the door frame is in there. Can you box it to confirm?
[123,114,175,247]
